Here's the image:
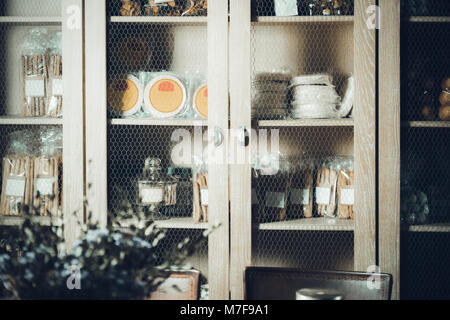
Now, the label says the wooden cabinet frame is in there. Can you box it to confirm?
[229,0,377,300]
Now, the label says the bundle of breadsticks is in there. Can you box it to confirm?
[192,173,208,223]
[0,128,62,217]
[22,28,62,117]
[315,157,354,219]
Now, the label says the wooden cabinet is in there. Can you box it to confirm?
[5,0,449,301]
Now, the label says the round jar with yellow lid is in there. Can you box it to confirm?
[193,83,208,119]
[108,74,143,116]
[143,75,187,118]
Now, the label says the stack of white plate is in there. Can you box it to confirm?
[289,74,341,119]
[252,72,291,119]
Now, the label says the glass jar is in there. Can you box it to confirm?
[136,157,177,221]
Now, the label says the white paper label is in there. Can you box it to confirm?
[201,189,208,206]
[265,192,285,208]
[340,188,355,205]
[36,177,55,196]
[25,79,45,97]
[5,177,26,197]
[252,188,259,205]
[315,187,331,205]
[52,79,63,96]
[140,187,164,204]
[291,188,310,205]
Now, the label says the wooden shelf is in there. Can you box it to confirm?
[254,16,354,24]
[0,16,62,24]
[109,118,207,127]
[154,217,208,230]
[0,116,63,126]
[403,121,450,128]
[110,16,207,24]
[258,119,354,127]
[117,217,208,230]
[407,223,450,233]
[258,217,354,231]
[0,215,62,227]
[409,16,450,23]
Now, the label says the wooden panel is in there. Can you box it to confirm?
[208,0,229,300]
[353,0,377,271]
[84,0,107,228]
[62,0,84,249]
[229,0,252,301]
[379,0,401,300]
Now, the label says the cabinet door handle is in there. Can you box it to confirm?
[214,127,224,147]
[238,126,250,147]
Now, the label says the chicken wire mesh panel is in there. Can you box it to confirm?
[250,19,354,121]
[0,125,63,219]
[401,232,450,300]
[107,0,208,17]
[250,1,355,272]
[0,0,61,17]
[251,127,355,270]
[252,0,353,17]
[400,127,450,299]
[400,0,450,300]
[106,1,210,288]
[401,21,450,121]
[400,0,450,16]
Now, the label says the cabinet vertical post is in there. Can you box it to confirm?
[354,0,377,271]
[62,0,85,249]
[378,0,401,300]
[84,0,108,228]
[229,0,252,300]
[208,0,230,300]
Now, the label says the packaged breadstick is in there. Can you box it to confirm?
[22,28,49,117]
[47,31,63,118]
[288,157,315,219]
[315,158,338,218]
[336,157,354,220]
[0,130,38,216]
[192,156,208,223]
[256,153,291,223]
[35,127,63,216]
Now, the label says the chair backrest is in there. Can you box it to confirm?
[245,267,392,300]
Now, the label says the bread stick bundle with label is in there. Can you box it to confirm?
[336,157,354,220]
[47,31,63,118]
[22,28,49,117]
[192,156,208,223]
[254,153,291,223]
[315,158,338,218]
[288,158,315,220]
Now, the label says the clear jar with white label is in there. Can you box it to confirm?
[136,157,177,221]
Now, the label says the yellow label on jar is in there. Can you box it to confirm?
[108,78,139,112]
[149,79,184,114]
[195,85,208,119]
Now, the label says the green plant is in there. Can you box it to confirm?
[0,196,209,300]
